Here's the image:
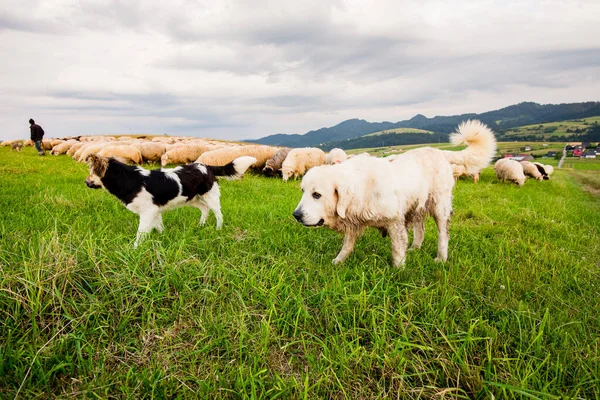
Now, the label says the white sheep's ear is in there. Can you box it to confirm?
[335,183,351,219]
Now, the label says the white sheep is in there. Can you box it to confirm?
[161,144,212,166]
[1,139,20,147]
[195,145,279,169]
[76,143,109,162]
[51,140,79,155]
[66,142,86,156]
[326,148,348,164]
[134,142,167,163]
[495,158,526,186]
[41,139,53,150]
[520,161,545,181]
[281,147,326,181]
[533,162,552,178]
[97,145,143,164]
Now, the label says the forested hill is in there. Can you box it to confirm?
[247,101,600,148]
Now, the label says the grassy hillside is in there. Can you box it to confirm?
[501,117,600,139]
[1,148,599,398]
[349,141,566,159]
[365,128,433,136]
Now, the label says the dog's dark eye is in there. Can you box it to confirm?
[312,192,321,199]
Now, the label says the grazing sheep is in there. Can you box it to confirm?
[51,140,78,155]
[326,148,348,164]
[1,139,20,147]
[66,142,86,156]
[76,143,108,162]
[281,147,326,181]
[495,159,526,186]
[161,144,212,166]
[263,148,291,176]
[196,145,279,170]
[533,162,552,179]
[97,145,143,164]
[23,139,34,147]
[50,139,65,147]
[41,139,53,151]
[520,161,545,181]
[134,142,167,163]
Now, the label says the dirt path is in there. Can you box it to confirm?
[558,146,567,168]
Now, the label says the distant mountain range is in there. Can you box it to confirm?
[247,101,600,148]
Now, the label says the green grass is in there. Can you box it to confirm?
[349,142,565,161]
[1,147,600,398]
[365,128,434,137]
[562,158,600,171]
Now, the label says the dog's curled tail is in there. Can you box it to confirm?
[208,156,257,179]
[447,119,497,172]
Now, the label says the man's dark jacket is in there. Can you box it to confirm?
[30,123,44,141]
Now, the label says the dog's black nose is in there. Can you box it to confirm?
[293,209,303,222]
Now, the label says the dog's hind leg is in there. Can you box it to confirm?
[153,213,164,233]
[333,227,364,265]
[203,185,223,229]
[388,221,409,267]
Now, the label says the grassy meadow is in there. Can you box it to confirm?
[1,147,600,398]
[501,117,600,139]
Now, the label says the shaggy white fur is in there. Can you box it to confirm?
[442,120,497,183]
[293,149,455,267]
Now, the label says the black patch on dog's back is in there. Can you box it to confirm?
[101,159,144,204]
[207,161,237,177]
[144,170,181,206]
[175,164,216,200]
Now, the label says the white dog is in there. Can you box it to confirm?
[293,149,455,267]
[292,120,496,266]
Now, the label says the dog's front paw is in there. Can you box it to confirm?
[332,257,343,265]
[434,256,447,263]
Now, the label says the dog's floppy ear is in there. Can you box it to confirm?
[335,183,352,219]
[87,153,108,177]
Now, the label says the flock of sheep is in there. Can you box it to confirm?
[494,159,554,186]
[1,136,351,179]
[3,136,557,186]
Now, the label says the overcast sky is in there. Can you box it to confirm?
[1,0,599,142]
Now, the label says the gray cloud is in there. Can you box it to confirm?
[1,0,599,142]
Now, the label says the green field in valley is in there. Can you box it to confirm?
[501,116,600,139]
[1,147,599,398]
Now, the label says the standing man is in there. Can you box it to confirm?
[29,118,45,156]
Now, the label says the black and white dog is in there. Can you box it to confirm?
[85,154,256,247]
